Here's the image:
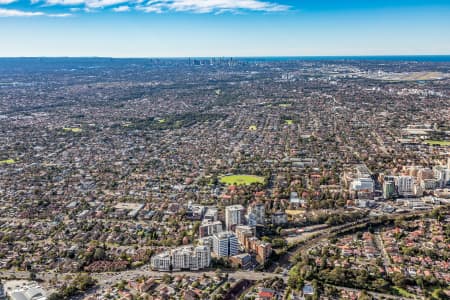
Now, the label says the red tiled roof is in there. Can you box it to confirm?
[258,291,275,298]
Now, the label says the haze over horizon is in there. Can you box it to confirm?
[1,0,450,57]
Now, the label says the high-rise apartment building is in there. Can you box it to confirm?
[212,231,239,257]
[225,205,244,231]
[151,246,211,271]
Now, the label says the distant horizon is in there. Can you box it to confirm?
[1,54,450,59]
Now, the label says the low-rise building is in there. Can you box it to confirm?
[203,207,218,221]
[3,281,47,300]
[199,220,223,238]
[230,253,252,269]
[271,211,287,225]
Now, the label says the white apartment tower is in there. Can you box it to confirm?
[212,231,239,257]
[225,204,244,231]
[396,176,415,196]
[150,246,211,271]
[246,202,265,225]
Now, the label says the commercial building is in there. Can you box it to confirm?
[230,253,252,269]
[351,178,374,193]
[271,211,287,225]
[3,281,47,300]
[347,164,375,199]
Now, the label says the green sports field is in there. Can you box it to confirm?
[220,175,265,186]
[424,140,450,146]
[63,127,82,133]
[0,159,15,165]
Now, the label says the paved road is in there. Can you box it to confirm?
[0,267,286,288]
[93,268,286,287]
[374,232,392,271]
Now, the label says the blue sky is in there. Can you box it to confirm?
[0,0,449,57]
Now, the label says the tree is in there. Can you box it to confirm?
[29,271,37,281]
[431,288,446,300]
[358,290,372,300]
[116,280,126,291]
[162,274,172,284]
[47,293,63,300]
[288,265,304,289]
[276,226,283,235]
[272,238,287,248]
[75,274,96,291]
[372,278,389,291]
[391,272,407,288]
[93,248,105,261]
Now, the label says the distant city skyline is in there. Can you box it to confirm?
[0,0,450,57]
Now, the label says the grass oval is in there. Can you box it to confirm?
[220,175,265,186]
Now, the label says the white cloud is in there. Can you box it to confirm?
[0,7,71,16]
[87,0,129,8]
[140,0,290,13]
[113,4,130,11]
[0,0,17,4]
[45,0,86,5]
[136,4,162,13]
[0,8,44,16]
[49,12,72,16]
[44,0,129,7]
[41,0,289,13]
